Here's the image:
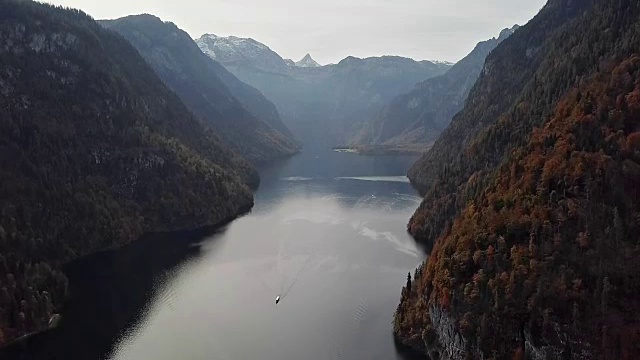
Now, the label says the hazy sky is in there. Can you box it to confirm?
[46,0,547,65]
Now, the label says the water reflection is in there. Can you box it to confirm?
[109,151,427,360]
[2,150,427,360]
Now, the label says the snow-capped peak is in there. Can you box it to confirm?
[429,60,455,66]
[196,33,288,72]
[295,53,320,68]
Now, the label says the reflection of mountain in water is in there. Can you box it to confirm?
[0,226,233,360]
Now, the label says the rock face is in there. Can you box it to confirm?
[294,53,320,67]
[428,305,468,360]
[0,0,255,345]
[196,34,452,146]
[351,25,519,149]
[102,16,300,165]
[395,0,640,359]
[196,33,289,73]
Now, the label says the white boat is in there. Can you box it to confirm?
[275,295,280,304]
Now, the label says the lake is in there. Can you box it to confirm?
[4,149,426,360]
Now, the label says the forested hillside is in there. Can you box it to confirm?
[0,0,255,345]
[102,15,300,165]
[351,26,518,150]
[396,0,640,358]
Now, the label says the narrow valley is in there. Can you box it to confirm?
[1,0,638,359]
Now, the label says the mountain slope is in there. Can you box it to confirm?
[317,56,452,144]
[210,59,296,138]
[352,26,519,149]
[102,16,300,165]
[0,0,255,344]
[196,34,452,146]
[295,53,320,68]
[197,33,289,73]
[396,0,640,358]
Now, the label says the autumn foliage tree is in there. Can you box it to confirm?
[396,23,640,360]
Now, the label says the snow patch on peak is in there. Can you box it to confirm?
[195,33,288,72]
[295,53,320,67]
[224,35,269,50]
[197,34,269,52]
[199,33,217,39]
[197,34,219,59]
[429,60,455,66]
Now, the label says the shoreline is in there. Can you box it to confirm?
[0,204,254,360]
[332,145,430,156]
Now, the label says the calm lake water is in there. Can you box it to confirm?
[5,149,426,360]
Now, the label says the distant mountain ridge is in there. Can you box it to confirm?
[295,53,320,67]
[102,16,300,164]
[351,25,519,149]
[429,60,455,66]
[197,33,289,73]
[196,34,452,145]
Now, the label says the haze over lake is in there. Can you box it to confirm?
[103,149,426,360]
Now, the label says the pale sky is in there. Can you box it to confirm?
[46,0,547,65]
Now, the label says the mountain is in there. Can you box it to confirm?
[295,53,320,67]
[395,0,640,358]
[206,51,297,139]
[196,34,452,145]
[351,25,519,150]
[197,33,289,73]
[0,0,256,345]
[430,60,455,67]
[101,16,300,165]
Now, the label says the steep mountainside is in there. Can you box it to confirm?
[210,60,296,138]
[315,56,451,144]
[102,15,300,165]
[396,0,640,358]
[0,1,255,345]
[196,34,451,146]
[352,26,519,149]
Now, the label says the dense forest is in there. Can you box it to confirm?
[0,0,256,345]
[351,26,518,150]
[396,0,640,358]
[101,15,300,165]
